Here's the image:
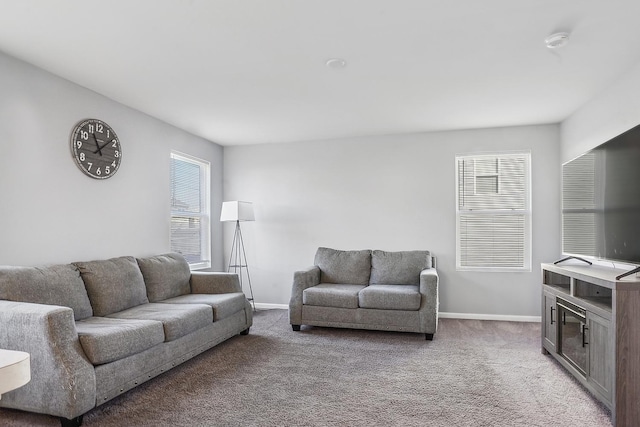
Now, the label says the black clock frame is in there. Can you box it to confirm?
[70,119,122,179]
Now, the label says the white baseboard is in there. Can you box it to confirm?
[440,312,541,323]
[254,303,541,323]
[254,303,289,310]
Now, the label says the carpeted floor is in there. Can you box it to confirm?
[0,309,612,426]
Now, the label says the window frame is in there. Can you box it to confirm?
[170,151,211,270]
[455,151,532,272]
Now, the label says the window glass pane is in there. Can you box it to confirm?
[171,158,202,213]
[170,152,210,269]
[459,156,526,211]
[171,216,203,264]
[459,213,525,268]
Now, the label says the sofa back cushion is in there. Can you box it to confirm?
[137,253,191,302]
[74,256,149,316]
[370,250,432,285]
[314,247,371,285]
[0,264,93,320]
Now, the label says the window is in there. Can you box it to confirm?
[456,152,531,271]
[170,151,211,269]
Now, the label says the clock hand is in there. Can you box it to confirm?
[92,133,103,156]
[93,140,110,155]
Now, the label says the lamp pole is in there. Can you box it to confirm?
[227,219,255,311]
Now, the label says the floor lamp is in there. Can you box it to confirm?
[220,201,255,310]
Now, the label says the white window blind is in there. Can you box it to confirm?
[170,152,211,269]
[456,152,531,271]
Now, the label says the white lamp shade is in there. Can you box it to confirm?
[220,201,255,222]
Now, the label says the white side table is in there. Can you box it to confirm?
[0,349,30,399]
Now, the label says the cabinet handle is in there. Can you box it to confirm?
[550,306,555,324]
[582,324,589,347]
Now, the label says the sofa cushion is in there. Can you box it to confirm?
[136,253,191,302]
[107,303,212,342]
[0,264,93,320]
[74,256,149,317]
[76,317,165,365]
[160,292,246,321]
[314,247,371,286]
[358,284,421,311]
[370,250,432,286]
[303,284,367,309]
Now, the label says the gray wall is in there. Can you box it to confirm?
[224,124,561,317]
[562,59,640,162]
[0,51,224,268]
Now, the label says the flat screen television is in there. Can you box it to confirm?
[561,124,640,279]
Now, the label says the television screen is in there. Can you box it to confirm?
[562,124,640,265]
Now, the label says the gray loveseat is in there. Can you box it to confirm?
[289,247,438,340]
[0,253,252,426]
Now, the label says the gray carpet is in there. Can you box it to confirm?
[0,309,612,426]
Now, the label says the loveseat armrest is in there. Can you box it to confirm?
[418,268,439,336]
[289,265,321,326]
[0,300,95,420]
[190,271,242,294]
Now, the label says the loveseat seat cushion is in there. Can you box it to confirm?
[76,317,165,365]
[106,302,212,342]
[314,247,371,286]
[0,264,93,320]
[358,284,421,310]
[303,284,367,309]
[370,250,432,286]
[74,256,149,316]
[160,292,247,321]
[136,253,191,302]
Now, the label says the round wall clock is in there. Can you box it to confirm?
[70,119,122,179]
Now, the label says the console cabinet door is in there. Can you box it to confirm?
[587,311,612,404]
[542,290,557,351]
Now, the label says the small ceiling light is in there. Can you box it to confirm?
[326,58,347,69]
[545,32,570,49]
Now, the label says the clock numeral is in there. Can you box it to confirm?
[81,131,89,140]
[111,160,116,168]
[96,124,104,133]
[76,141,82,149]
[106,129,110,138]
[112,140,118,148]
[114,150,120,158]
[105,166,110,174]
[96,167,101,176]
[88,124,94,133]
[79,152,85,161]
[87,162,93,171]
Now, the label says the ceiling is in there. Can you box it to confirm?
[1,0,640,146]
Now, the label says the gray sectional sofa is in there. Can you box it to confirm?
[0,253,252,426]
[289,247,438,339]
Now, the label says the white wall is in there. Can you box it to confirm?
[0,51,224,268]
[224,124,561,316]
[562,58,640,162]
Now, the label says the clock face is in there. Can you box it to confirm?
[70,119,122,179]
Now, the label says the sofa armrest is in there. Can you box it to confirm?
[289,265,321,325]
[418,268,439,334]
[0,300,95,419]
[190,271,242,294]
